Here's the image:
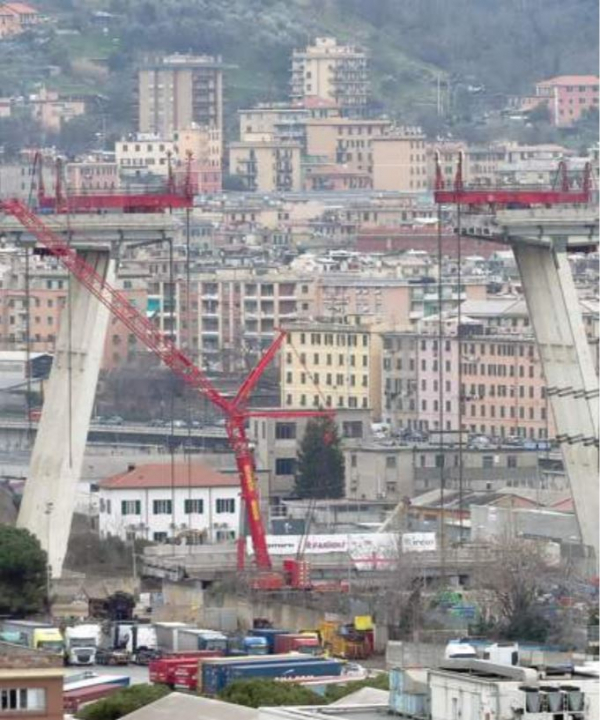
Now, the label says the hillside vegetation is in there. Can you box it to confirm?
[1,0,598,137]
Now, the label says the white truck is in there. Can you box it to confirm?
[65,624,101,665]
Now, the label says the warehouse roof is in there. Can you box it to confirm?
[121,693,258,720]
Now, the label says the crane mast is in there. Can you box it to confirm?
[1,199,330,577]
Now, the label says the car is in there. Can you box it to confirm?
[172,419,187,428]
[107,416,124,425]
[148,418,166,427]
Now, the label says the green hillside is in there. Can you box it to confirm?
[1,0,598,140]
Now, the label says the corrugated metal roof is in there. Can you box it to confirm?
[121,693,258,720]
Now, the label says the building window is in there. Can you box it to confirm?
[184,499,204,514]
[0,688,46,711]
[482,455,494,469]
[385,456,397,469]
[153,499,172,515]
[121,500,141,515]
[153,532,168,542]
[216,498,235,514]
[507,455,517,469]
[275,422,296,440]
[275,458,296,475]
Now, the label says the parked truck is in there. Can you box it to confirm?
[64,624,101,665]
[248,628,290,654]
[176,628,228,654]
[1,620,63,656]
[274,633,322,656]
[153,622,190,653]
[200,653,327,696]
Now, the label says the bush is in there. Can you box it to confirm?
[218,679,321,708]
[76,684,170,720]
[323,673,389,703]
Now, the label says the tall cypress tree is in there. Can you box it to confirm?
[295,418,345,499]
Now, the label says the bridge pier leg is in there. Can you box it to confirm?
[513,242,599,564]
[17,250,113,578]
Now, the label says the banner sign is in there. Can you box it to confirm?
[401,532,437,553]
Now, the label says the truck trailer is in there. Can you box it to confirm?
[64,624,101,665]
[1,620,63,656]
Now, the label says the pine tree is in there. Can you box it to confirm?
[295,418,345,499]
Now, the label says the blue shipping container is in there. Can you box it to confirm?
[202,655,334,696]
[228,660,342,683]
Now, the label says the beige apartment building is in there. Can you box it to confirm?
[371,127,428,192]
[305,118,391,174]
[228,141,302,192]
[173,125,222,167]
[138,54,224,137]
[115,135,175,177]
[239,102,340,144]
[280,317,386,419]
[313,276,487,329]
[65,160,119,193]
[191,270,315,372]
[291,37,369,115]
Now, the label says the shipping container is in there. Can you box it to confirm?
[226,659,342,684]
[149,651,221,685]
[200,653,322,696]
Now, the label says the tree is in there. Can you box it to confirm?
[218,679,321,708]
[473,536,558,642]
[295,418,345,499]
[0,526,47,616]
[76,685,171,720]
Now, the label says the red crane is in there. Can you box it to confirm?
[0,198,331,587]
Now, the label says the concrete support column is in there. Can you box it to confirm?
[18,250,113,578]
[514,242,599,562]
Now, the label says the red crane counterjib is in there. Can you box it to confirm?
[434,189,590,205]
[0,198,332,575]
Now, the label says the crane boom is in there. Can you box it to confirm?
[0,199,280,568]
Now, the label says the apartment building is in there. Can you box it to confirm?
[0,259,66,353]
[138,54,224,137]
[305,118,391,175]
[371,127,428,192]
[529,75,599,127]
[190,270,315,372]
[280,316,386,419]
[115,135,175,177]
[65,160,119,193]
[173,125,222,167]
[228,141,302,192]
[313,277,487,329]
[381,328,554,440]
[290,37,370,116]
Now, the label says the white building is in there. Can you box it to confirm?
[98,462,241,544]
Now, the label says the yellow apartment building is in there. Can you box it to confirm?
[281,317,387,419]
[305,118,391,174]
[291,37,370,115]
[371,127,428,192]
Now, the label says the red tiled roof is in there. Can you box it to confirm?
[3,2,39,12]
[100,463,239,490]
[538,75,599,87]
[302,97,339,109]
